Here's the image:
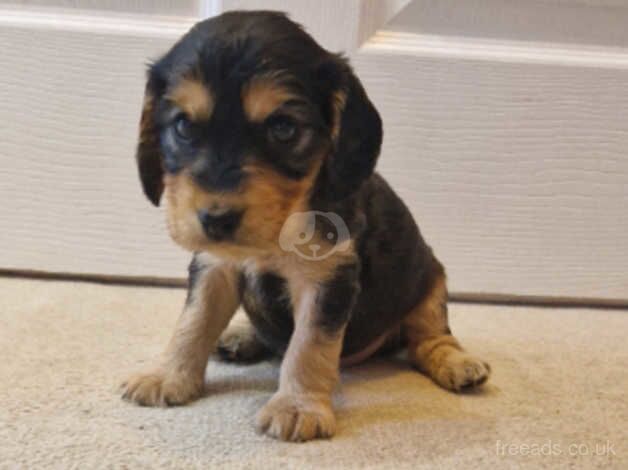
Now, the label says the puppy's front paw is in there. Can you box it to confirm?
[121,369,203,407]
[256,393,336,442]
[433,351,491,392]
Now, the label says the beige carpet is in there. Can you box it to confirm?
[0,277,626,469]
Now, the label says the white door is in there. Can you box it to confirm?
[1,0,627,303]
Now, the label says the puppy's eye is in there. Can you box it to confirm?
[268,116,298,143]
[174,115,196,141]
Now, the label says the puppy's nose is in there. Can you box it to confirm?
[197,208,243,241]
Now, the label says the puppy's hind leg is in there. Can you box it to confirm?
[403,270,491,392]
[216,311,271,363]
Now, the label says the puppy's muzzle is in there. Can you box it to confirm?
[197,208,243,241]
[191,156,244,192]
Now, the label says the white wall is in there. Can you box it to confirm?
[0,0,626,303]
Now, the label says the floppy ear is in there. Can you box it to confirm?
[319,58,383,201]
[135,74,165,206]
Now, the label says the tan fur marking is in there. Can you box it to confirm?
[282,284,344,395]
[282,244,353,285]
[121,257,240,406]
[330,90,347,140]
[238,161,317,251]
[217,311,268,362]
[167,77,214,121]
[163,155,327,263]
[403,273,491,391]
[403,275,450,349]
[403,274,461,372]
[256,282,344,441]
[242,75,298,122]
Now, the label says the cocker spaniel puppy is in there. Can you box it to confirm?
[122,11,490,442]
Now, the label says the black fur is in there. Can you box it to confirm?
[197,208,243,241]
[138,11,334,204]
[136,11,381,206]
[136,78,166,206]
[185,254,205,306]
[240,271,293,355]
[343,174,445,355]
[313,63,382,202]
[139,11,444,358]
[316,263,360,334]
[238,174,443,357]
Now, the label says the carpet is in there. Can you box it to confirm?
[0,277,626,469]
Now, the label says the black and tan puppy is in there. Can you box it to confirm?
[122,11,490,442]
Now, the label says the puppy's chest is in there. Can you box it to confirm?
[239,254,311,316]
[238,252,330,345]
[240,267,294,354]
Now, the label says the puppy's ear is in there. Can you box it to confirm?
[318,57,383,201]
[135,72,165,206]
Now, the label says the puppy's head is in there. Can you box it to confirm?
[135,11,381,254]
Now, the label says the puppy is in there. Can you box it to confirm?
[122,11,491,442]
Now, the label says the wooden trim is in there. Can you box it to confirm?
[218,0,410,54]
[3,270,627,309]
[450,292,628,310]
[362,30,628,69]
[0,269,186,288]
[356,0,412,48]
[0,5,195,37]
[199,0,222,18]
